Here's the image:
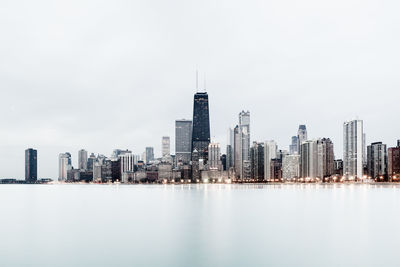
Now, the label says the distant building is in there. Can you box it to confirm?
[343,120,365,179]
[264,140,277,181]
[316,138,335,178]
[145,147,154,164]
[289,136,299,155]
[297,125,307,152]
[78,149,88,170]
[367,142,387,180]
[388,143,400,181]
[282,154,300,180]
[208,143,222,170]
[226,128,234,170]
[300,140,318,178]
[175,119,192,164]
[162,136,170,157]
[59,152,72,181]
[270,159,282,181]
[233,125,240,178]
[25,148,37,183]
[191,92,211,181]
[250,142,264,181]
[87,153,97,171]
[239,111,251,179]
[334,159,344,176]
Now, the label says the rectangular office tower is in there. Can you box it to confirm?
[343,120,364,179]
[25,148,37,182]
[191,92,210,181]
[367,142,387,180]
[162,136,170,157]
[239,111,251,180]
[78,149,88,170]
[175,119,192,164]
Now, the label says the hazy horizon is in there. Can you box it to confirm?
[1,0,400,179]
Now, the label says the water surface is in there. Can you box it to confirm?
[1,184,399,266]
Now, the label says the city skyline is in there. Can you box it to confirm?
[2,0,400,178]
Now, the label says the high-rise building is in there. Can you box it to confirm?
[250,142,264,181]
[297,125,307,151]
[175,119,192,164]
[282,154,300,180]
[264,140,277,181]
[233,125,240,177]
[120,152,135,183]
[300,140,318,178]
[59,152,72,181]
[388,142,400,181]
[343,120,364,179]
[87,153,97,171]
[191,92,211,181]
[316,138,335,178]
[145,147,154,164]
[300,138,334,179]
[162,136,170,157]
[289,136,299,154]
[25,148,37,183]
[208,143,222,170]
[239,111,251,179]
[78,149,88,170]
[226,128,234,170]
[367,142,387,180]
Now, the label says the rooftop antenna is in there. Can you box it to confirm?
[196,70,199,92]
[204,72,207,92]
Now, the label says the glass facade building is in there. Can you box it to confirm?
[25,148,37,182]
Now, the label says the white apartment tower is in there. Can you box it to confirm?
[343,120,365,179]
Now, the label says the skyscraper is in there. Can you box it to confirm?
[388,142,400,181]
[343,120,364,179]
[316,138,335,179]
[162,136,170,157]
[300,140,318,178]
[87,153,97,171]
[25,148,37,183]
[208,143,222,170]
[226,128,234,170]
[78,149,88,170]
[233,125,240,177]
[289,136,299,154]
[282,154,300,180]
[59,152,72,181]
[264,140,277,181]
[191,92,210,181]
[145,147,154,164]
[297,125,307,151]
[175,119,192,164]
[250,142,264,181]
[367,142,387,180]
[239,111,251,179]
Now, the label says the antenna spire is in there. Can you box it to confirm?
[204,73,206,92]
[196,70,199,92]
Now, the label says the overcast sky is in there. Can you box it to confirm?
[1,0,399,178]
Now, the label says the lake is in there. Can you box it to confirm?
[1,184,400,266]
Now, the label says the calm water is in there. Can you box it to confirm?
[1,184,400,267]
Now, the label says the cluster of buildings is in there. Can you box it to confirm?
[19,91,400,184]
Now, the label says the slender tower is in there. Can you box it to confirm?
[191,92,210,181]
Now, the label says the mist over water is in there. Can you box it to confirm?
[1,184,399,267]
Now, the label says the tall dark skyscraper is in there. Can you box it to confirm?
[191,92,210,181]
[25,148,37,183]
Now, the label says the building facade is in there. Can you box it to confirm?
[264,140,277,181]
[388,143,400,181]
[343,120,364,179]
[59,152,72,181]
[162,136,170,157]
[25,148,37,183]
[175,119,192,164]
[191,92,211,181]
[78,149,88,170]
[367,142,387,180]
[239,111,251,180]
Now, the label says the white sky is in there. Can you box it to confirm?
[1,0,399,178]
